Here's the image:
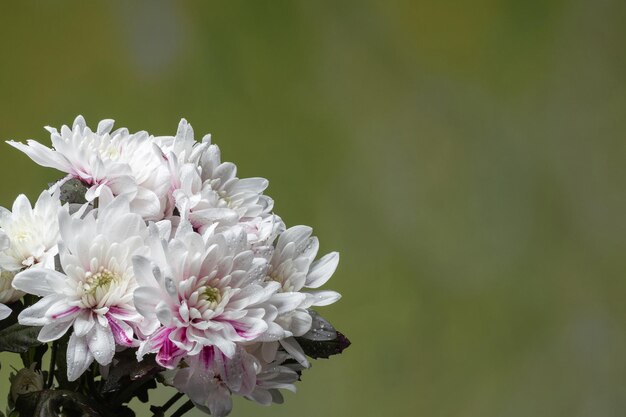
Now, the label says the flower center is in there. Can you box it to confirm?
[198,286,222,310]
[98,143,121,161]
[83,267,119,295]
[13,231,31,243]
[0,270,16,286]
[266,266,296,292]
[204,287,220,303]
[0,270,22,303]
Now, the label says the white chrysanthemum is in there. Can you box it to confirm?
[0,234,12,320]
[169,342,304,416]
[133,223,304,368]
[259,226,341,367]
[12,197,156,381]
[199,144,274,220]
[242,213,286,249]
[153,119,209,219]
[8,116,171,220]
[172,346,258,417]
[0,190,63,271]
[9,363,45,404]
[172,141,274,234]
[245,344,304,406]
[0,271,20,306]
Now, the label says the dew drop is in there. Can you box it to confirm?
[165,277,177,295]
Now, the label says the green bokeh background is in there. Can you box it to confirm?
[1,1,626,416]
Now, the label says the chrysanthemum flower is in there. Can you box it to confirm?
[0,234,12,320]
[2,115,348,417]
[133,223,304,368]
[8,116,171,221]
[172,140,274,234]
[171,346,258,417]
[0,190,63,271]
[12,197,157,380]
[258,225,341,367]
[199,143,274,220]
[244,343,304,406]
[153,119,209,220]
[168,341,305,416]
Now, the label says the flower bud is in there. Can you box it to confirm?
[0,270,23,304]
[9,364,44,404]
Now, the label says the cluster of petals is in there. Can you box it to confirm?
[0,116,342,416]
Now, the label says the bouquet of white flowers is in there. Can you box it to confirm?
[0,116,349,417]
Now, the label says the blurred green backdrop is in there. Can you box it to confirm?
[1,1,626,416]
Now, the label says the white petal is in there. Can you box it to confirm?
[261,341,278,363]
[133,286,162,319]
[38,317,74,342]
[12,268,66,297]
[73,310,95,337]
[306,252,339,288]
[269,292,306,315]
[132,256,157,287]
[247,388,273,405]
[0,230,9,252]
[18,295,63,326]
[156,302,174,326]
[280,337,310,368]
[290,310,313,337]
[0,303,11,320]
[87,323,115,366]
[305,290,342,307]
[205,385,233,417]
[66,333,94,381]
[6,140,73,172]
[97,119,115,135]
[73,115,86,130]
[277,226,312,253]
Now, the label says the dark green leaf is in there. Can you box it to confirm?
[58,178,88,205]
[149,405,165,417]
[53,335,79,390]
[15,390,102,417]
[100,350,162,394]
[0,323,42,353]
[294,310,351,359]
[295,331,351,359]
[0,301,22,331]
[300,310,338,341]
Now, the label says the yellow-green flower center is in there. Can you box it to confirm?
[83,267,119,295]
[203,287,221,304]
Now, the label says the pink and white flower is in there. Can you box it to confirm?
[172,140,275,234]
[0,190,63,271]
[259,226,341,367]
[133,223,303,368]
[0,234,12,320]
[245,343,305,406]
[12,197,157,380]
[171,346,258,417]
[2,115,347,416]
[8,116,171,221]
[170,342,306,416]
[152,119,209,219]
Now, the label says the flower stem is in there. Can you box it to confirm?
[170,400,194,417]
[161,392,184,413]
[47,341,58,388]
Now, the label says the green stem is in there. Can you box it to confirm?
[111,378,151,406]
[161,392,184,413]
[86,364,100,400]
[170,400,194,417]
[47,341,58,388]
